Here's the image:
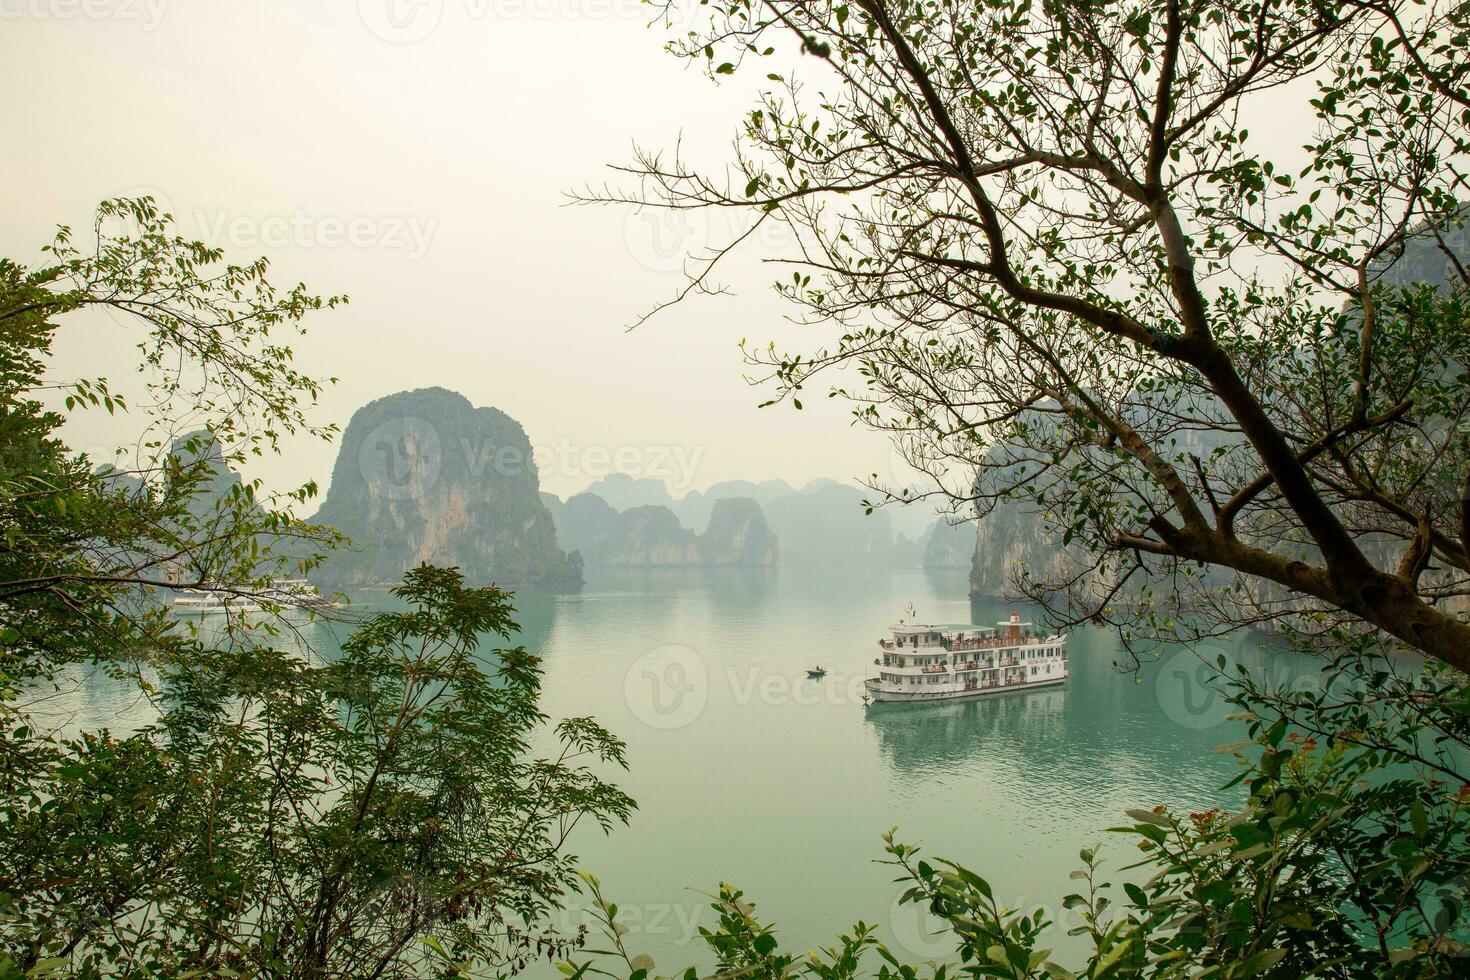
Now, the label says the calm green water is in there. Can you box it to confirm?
[516,566,1296,972]
[37,565,1304,972]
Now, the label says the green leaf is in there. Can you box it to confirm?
[1124,808,1172,827]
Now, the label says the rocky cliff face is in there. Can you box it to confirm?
[551,492,776,566]
[311,388,579,588]
[558,494,698,565]
[164,430,245,518]
[922,518,975,568]
[1377,218,1469,292]
[967,499,1070,597]
[890,532,923,566]
[964,423,1234,598]
[700,497,779,565]
[673,479,796,532]
[964,224,1470,600]
[539,491,565,528]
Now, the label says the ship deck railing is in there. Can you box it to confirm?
[944,634,1056,651]
[881,656,1027,672]
[881,633,1065,653]
[952,657,1021,671]
[915,659,1026,675]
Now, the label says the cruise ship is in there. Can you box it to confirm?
[171,579,340,618]
[864,613,1068,703]
[171,590,262,617]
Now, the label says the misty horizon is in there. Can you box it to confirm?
[6,3,1312,505]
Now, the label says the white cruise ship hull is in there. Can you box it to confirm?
[865,615,1069,705]
[864,674,1066,703]
[170,580,340,619]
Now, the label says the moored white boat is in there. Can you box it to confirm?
[263,579,343,615]
[170,589,262,617]
[864,613,1067,703]
[171,579,341,618]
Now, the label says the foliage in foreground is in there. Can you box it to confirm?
[577,3,1470,972]
[567,648,1470,979]
[609,0,1470,668]
[2,566,633,977]
[0,200,633,976]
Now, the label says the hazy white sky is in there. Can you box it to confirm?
[3,0,903,500]
[4,2,1321,505]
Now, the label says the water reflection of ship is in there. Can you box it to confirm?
[863,686,1066,773]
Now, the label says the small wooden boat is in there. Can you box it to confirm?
[806,666,828,678]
